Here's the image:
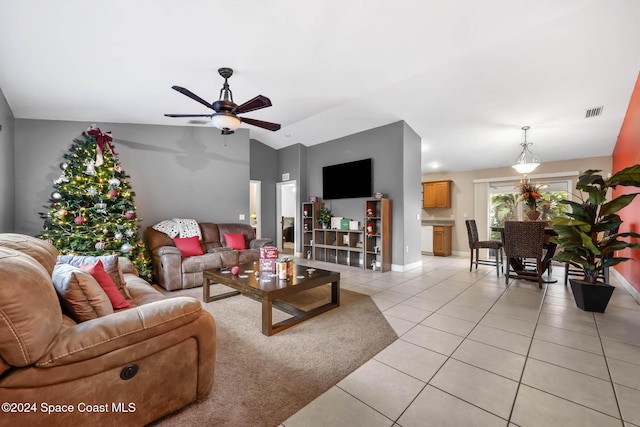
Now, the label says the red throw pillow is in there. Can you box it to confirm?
[79,260,131,309]
[174,236,204,256]
[224,233,246,250]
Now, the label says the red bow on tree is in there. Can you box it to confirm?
[87,124,115,166]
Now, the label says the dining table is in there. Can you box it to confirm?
[491,224,558,283]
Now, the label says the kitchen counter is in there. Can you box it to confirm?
[421,219,455,226]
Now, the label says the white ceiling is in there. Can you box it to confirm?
[1,0,639,173]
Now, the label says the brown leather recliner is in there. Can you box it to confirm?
[146,222,273,291]
[0,233,216,427]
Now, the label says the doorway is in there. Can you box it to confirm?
[276,181,296,255]
[250,180,261,238]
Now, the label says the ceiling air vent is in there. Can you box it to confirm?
[585,106,604,118]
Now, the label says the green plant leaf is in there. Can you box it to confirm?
[576,170,605,190]
[607,164,640,188]
[601,257,632,269]
[551,217,590,230]
[601,194,638,217]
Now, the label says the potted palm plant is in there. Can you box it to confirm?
[316,207,332,229]
[551,164,640,312]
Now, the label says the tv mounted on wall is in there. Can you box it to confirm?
[322,158,372,200]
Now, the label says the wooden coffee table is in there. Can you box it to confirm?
[203,262,340,336]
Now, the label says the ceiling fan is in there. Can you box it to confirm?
[164,67,281,135]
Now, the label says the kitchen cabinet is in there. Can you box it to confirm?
[422,180,452,208]
[433,225,452,256]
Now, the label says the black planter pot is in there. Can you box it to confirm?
[569,279,615,313]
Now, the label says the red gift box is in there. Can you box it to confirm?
[260,246,278,259]
[260,259,277,272]
[260,246,278,271]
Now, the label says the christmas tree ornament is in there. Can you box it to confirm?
[87,187,98,197]
[102,228,109,234]
[109,177,121,187]
[60,162,68,170]
[87,124,114,166]
[107,189,118,197]
[95,241,106,250]
[114,232,123,240]
[124,210,135,219]
[51,192,62,200]
[120,243,133,253]
[84,160,96,175]
[114,163,122,172]
[125,229,134,237]
[74,216,85,225]
[53,172,68,185]
[94,202,107,213]
[57,208,68,217]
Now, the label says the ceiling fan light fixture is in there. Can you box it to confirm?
[212,113,241,131]
[512,126,541,174]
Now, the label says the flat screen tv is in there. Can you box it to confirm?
[322,158,372,200]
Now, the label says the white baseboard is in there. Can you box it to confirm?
[612,269,640,304]
[392,260,422,272]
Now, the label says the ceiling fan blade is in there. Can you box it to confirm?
[240,117,281,132]
[171,86,216,111]
[233,95,272,114]
[164,114,213,118]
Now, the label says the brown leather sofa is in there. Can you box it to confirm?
[146,222,273,291]
[0,233,216,427]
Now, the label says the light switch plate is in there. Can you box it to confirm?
[239,214,245,220]
[282,173,290,181]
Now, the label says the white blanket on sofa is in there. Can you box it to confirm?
[152,218,202,239]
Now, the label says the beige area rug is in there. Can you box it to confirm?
[150,284,397,427]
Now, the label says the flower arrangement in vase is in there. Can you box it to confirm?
[516,179,544,220]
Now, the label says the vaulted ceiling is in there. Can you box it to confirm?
[1,0,639,172]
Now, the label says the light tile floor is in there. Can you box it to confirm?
[283,255,640,427]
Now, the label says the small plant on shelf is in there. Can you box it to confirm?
[316,207,332,229]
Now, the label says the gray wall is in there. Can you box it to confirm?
[307,121,421,268]
[9,115,422,269]
[402,122,423,266]
[277,143,307,252]
[0,88,15,232]
[14,119,255,237]
[250,138,278,240]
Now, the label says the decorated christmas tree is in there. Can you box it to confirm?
[39,125,152,282]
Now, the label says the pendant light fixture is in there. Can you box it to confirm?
[512,126,541,174]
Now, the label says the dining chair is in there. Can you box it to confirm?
[503,221,549,288]
[563,226,619,285]
[465,220,503,276]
